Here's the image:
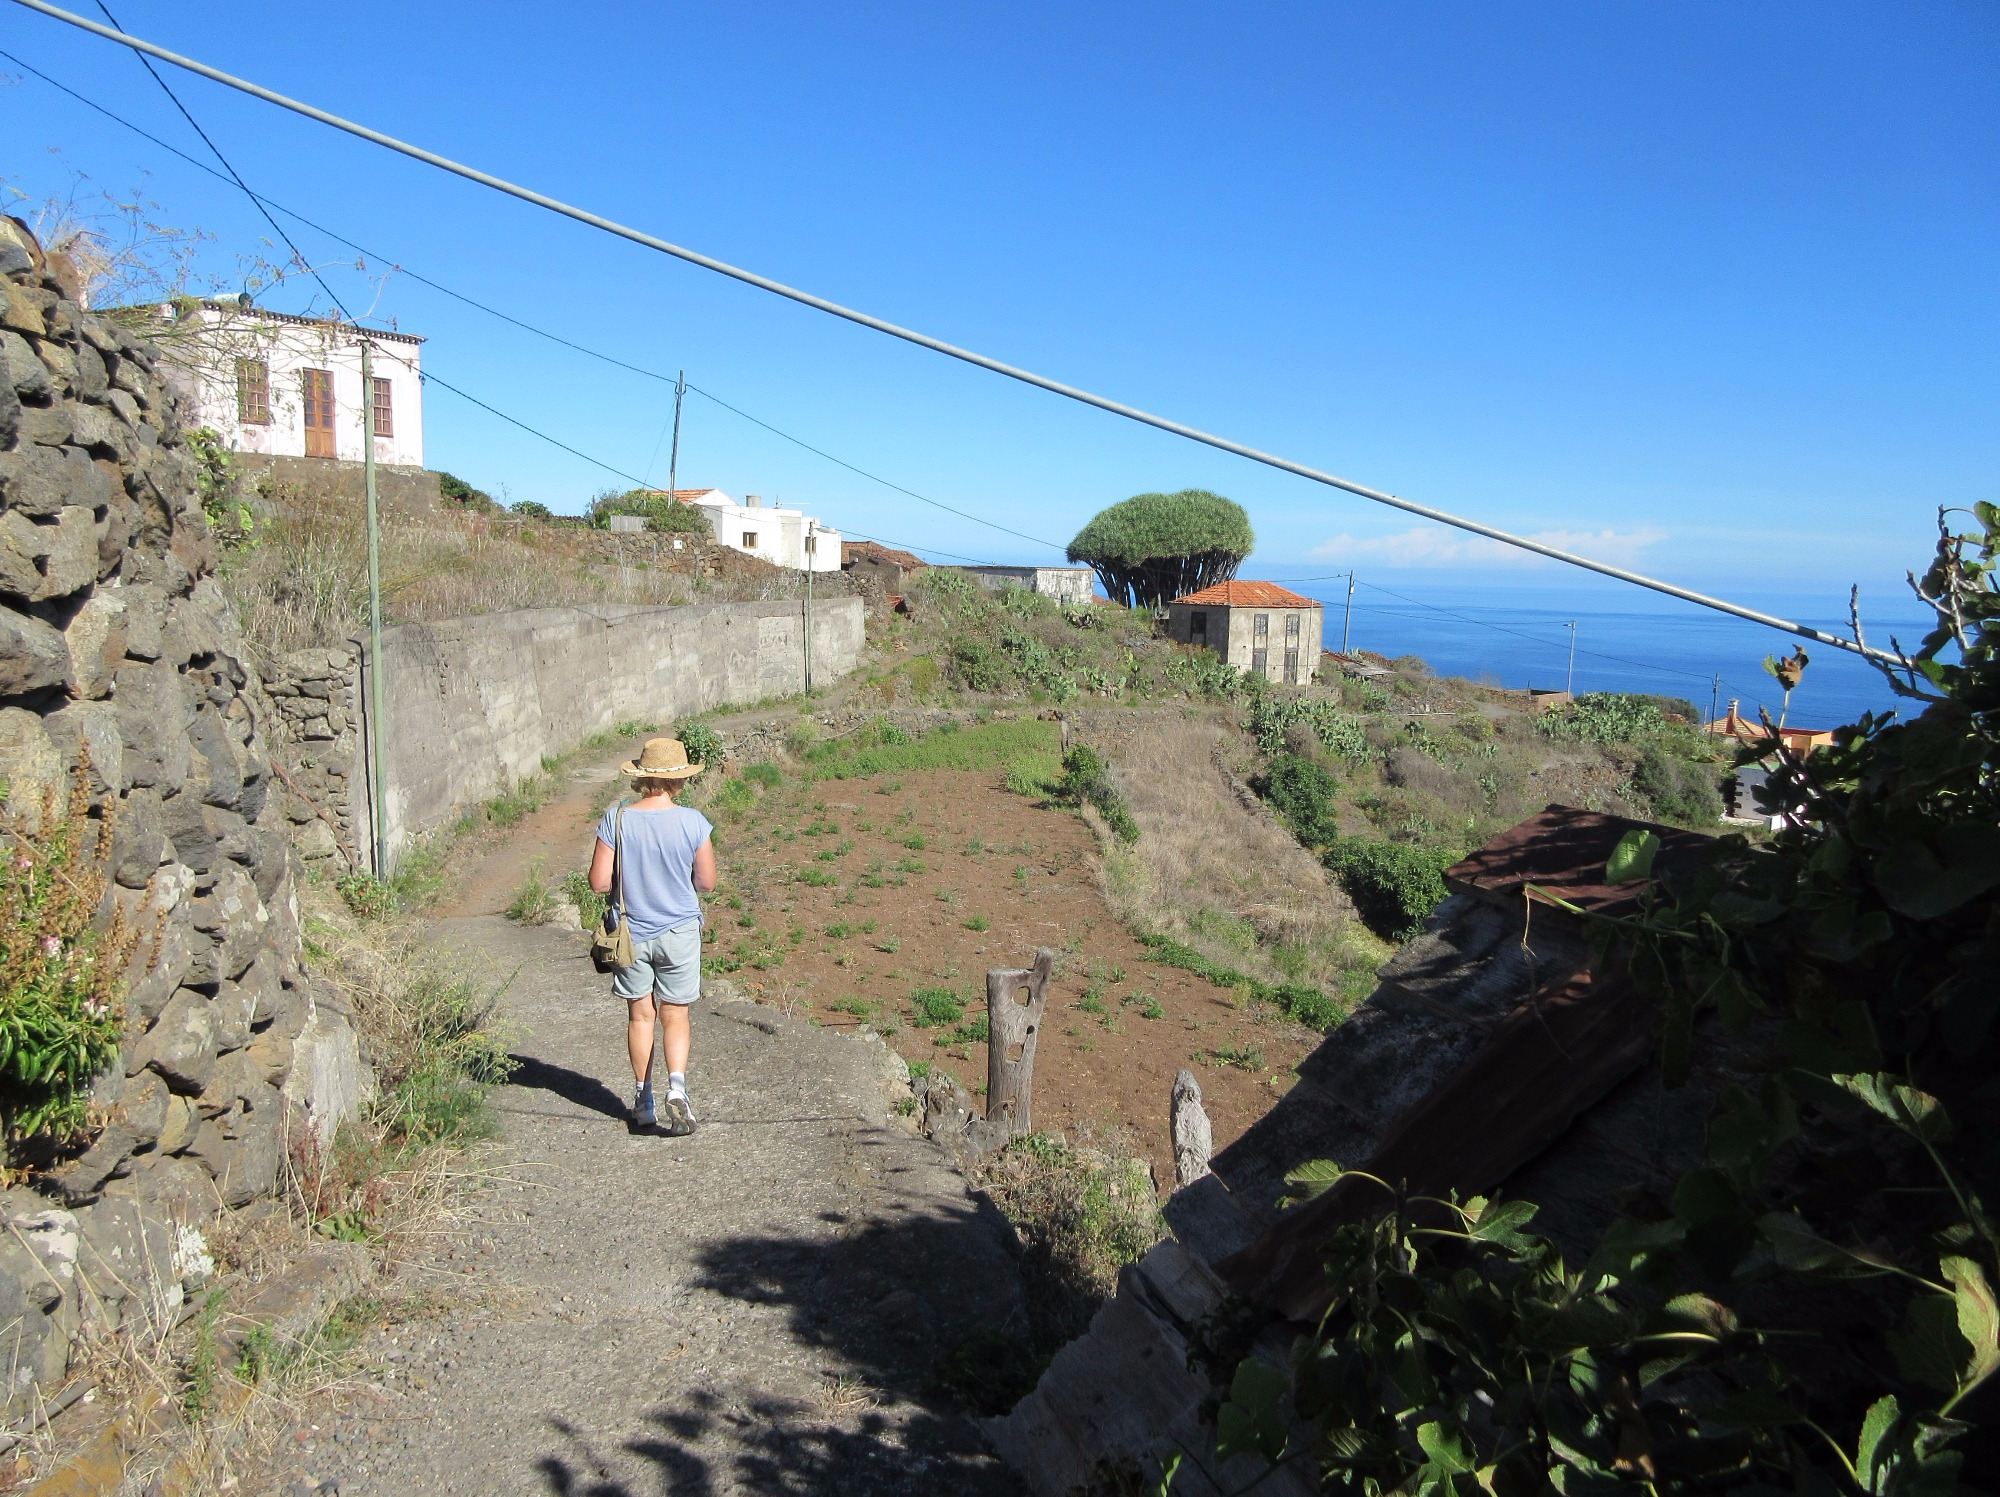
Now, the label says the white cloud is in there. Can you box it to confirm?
[1308,524,1667,570]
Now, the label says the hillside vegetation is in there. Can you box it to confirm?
[849,568,1728,981]
[210,461,832,656]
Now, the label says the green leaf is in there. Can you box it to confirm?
[1856,1394,1899,1489]
[1659,1291,1738,1337]
[1758,1212,1889,1278]
[1468,1198,1539,1249]
[1873,823,2000,920]
[1214,1358,1290,1463]
[1832,1072,1952,1142]
[1888,1293,1968,1394]
[1942,1256,2000,1386]
[1416,1420,1477,1474]
[1605,828,1659,885]
[1281,1158,1347,1207]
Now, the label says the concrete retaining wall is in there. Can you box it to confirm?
[348,597,864,870]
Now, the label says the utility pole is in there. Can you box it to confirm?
[804,521,816,695]
[1564,620,1577,698]
[667,369,684,497]
[360,340,388,877]
[1342,570,1356,653]
[1710,673,1721,729]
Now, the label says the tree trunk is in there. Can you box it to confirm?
[986,948,1055,1134]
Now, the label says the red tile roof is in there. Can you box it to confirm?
[1172,580,1318,608]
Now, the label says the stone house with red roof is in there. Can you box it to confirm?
[1166,580,1325,685]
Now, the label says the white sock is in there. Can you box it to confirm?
[667,1071,687,1098]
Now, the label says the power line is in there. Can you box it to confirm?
[6,0,1896,664]
[0,46,1071,560]
[81,0,355,328]
[683,384,1065,552]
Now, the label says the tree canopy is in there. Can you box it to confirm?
[1066,489,1254,609]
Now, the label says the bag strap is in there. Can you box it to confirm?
[610,801,627,916]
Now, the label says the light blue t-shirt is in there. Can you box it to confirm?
[595,802,712,940]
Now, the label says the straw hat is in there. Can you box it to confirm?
[619,737,706,780]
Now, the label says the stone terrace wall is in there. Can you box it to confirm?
[0,225,365,1419]
[264,644,362,867]
[338,596,864,872]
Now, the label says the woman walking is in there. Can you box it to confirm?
[589,736,717,1135]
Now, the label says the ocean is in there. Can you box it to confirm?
[1278,579,1937,731]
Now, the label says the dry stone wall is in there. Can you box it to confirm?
[264,643,362,867]
[0,223,365,1419]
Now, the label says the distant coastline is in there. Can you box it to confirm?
[1282,581,1931,730]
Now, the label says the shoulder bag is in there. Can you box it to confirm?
[589,802,636,973]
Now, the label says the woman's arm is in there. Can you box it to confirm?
[691,838,718,894]
[588,837,614,895]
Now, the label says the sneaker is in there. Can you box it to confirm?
[630,1084,657,1129]
[662,1088,696,1137]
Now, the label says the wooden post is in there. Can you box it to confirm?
[986,948,1054,1134]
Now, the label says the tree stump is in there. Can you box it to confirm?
[986,948,1054,1134]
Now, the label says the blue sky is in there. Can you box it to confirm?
[3,0,1993,622]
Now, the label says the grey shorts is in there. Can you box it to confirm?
[611,918,703,1006]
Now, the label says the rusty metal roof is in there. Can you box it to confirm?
[1445,804,1712,918]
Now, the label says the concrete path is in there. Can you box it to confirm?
[312,914,1025,1496]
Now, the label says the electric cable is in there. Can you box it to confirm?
[0,45,1072,557]
[81,0,355,328]
[4,0,1896,664]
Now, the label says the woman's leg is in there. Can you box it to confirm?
[657,1001,692,1078]
[626,997,657,1087]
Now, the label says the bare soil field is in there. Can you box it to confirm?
[444,731,1324,1190]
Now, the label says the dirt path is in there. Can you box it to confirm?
[303,913,1023,1495]
[433,719,1319,1188]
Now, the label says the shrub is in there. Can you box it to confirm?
[562,871,606,930]
[1050,746,1141,845]
[1631,741,1722,825]
[1246,695,1371,761]
[1536,691,1669,744]
[505,859,555,923]
[1323,837,1457,942]
[509,499,553,519]
[586,488,711,535]
[948,637,1009,692]
[1256,753,1341,847]
[911,988,965,1028]
[1,762,131,1144]
[436,471,497,511]
[676,719,724,768]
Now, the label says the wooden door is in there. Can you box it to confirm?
[301,368,335,458]
[1284,612,1302,684]
[1252,611,1269,678]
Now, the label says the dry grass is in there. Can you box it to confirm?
[1075,709,1389,1004]
[222,483,819,656]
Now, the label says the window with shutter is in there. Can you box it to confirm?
[235,359,271,424]
[371,377,394,437]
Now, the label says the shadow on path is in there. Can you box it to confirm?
[506,1051,628,1121]
[529,1190,1027,1495]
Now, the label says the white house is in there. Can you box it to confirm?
[655,489,843,572]
[156,303,426,469]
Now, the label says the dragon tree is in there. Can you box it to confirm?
[1066,489,1254,609]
